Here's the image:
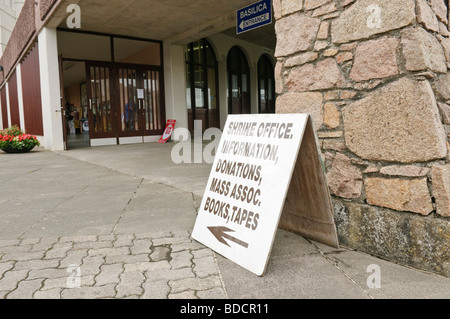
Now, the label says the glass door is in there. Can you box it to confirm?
[258,55,275,114]
[117,66,141,137]
[227,46,250,115]
[117,65,165,137]
[86,62,116,139]
[142,68,165,135]
[86,62,165,142]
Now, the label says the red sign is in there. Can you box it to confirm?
[158,120,176,143]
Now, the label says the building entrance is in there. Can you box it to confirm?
[86,62,165,141]
[58,30,165,148]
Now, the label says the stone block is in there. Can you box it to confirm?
[438,36,450,64]
[433,73,450,100]
[439,22,450,37]
[343,77,447,163]
[284,52,318,67]
[379,166,430,177]
[317,21,330,40]
[428,0,449,24]
[323,102,340,129]
[275,62,284,94]
[304,0,330,10]
[275,13,321,57]
[364,178,433,215]
[336,51,353,63]
[401,27,447,74]
[276,92,323,130]
[327,153,362,199]
[331,0,415,44]
[286,58,347,92]
[350,38,399,82]
[311,3,337,17]
[432,165,450,217]
[437,102,450,124]
[280,0,303,16]
[417,0,440,32]
[333,200,450,277]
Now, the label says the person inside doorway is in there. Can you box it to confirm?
[74,111,81,135]
[124,91,137,131]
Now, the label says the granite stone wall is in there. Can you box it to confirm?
[274,0,450,276]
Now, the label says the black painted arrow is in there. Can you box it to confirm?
[208,226,249,249]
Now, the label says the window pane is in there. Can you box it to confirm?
[208,67,217,110]
[242,74,248,93]
[186,64,192,109]
[206,43,215,67]
[192,41,203,65]
[114,38,161,66]
[58,32,112,61]
[195,88,204,108]
[194,64,204,88]
[260,79,266,100]
[232,75,239,98]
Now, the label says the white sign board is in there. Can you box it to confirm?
[192,114,338,276]
[137,89,145,100]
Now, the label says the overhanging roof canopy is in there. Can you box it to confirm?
[52,0,275,47]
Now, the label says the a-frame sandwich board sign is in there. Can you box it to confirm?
[191,114,339,276]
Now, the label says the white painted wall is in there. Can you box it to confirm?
[39,27,65,151]
[15,63,25,130]
[5,81,10,126]
[163,42,189,131]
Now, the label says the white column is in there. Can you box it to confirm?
[15,64,25,130]
[38,27,64,151]
[218,57,228,130]
[250,62,259,115]
[5,82,11,127]
[0,97,2,130]
[163,41,188,131]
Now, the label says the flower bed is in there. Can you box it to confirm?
[0,126,40,154]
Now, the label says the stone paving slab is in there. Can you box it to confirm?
[1,146,450,299]
[0,231,227,299]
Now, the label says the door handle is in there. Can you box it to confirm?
[89,99,92,110]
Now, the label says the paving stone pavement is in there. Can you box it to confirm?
[2,145,450,300]
[0,231,227,299]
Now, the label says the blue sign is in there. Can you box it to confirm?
[237,0,272,35]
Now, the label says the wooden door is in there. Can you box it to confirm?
[86,62,116,139]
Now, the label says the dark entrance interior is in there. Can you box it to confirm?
[227,46,251,115]
[58,30,165,149]
[185,39,220,133]
[86,62,164,140]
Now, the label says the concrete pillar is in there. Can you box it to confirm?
[0,96,3,130]
[250,62,258,114]
[15,64,25,130]
[163,41,188,131]
[38,27,64,151]
[217,57,228,130]
[5,82,11,127]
